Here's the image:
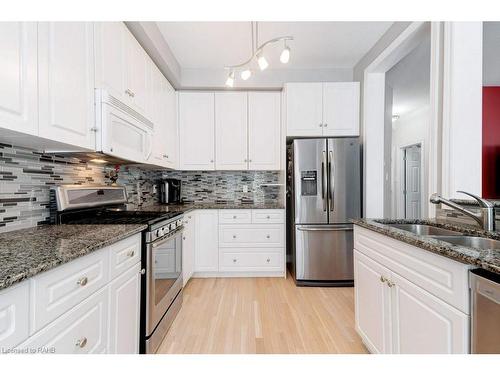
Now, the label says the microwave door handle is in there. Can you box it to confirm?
[329,150,334,212]
[322,151,327,211]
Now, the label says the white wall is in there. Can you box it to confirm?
[483,22,500,86]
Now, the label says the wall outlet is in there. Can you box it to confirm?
[242,185,248,193]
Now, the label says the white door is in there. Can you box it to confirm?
[322,82,360,136]
[248,92,281,170]
[179,92,215,170]
[403,144,422,219]
[194,210,219,272]
[94,22,127,102]
[215,92,248,170]
[390,271,469,354]
[354,250,392,353]
[38,22,95,150]
[108,263,141,354]
[285,83,323,136]
[0,22,38,136]
[124,28,149,118]
[182,212,196,286]
[163,79,177,169]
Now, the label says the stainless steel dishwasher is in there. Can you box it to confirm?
[470,269,500,353]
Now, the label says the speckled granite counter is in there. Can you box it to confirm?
[0,224,146,291]
[352,218,500,275]
[131,202,285,214]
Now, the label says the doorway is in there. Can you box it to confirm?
[401,143,422,219]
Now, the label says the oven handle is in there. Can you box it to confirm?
[151,229,183,248]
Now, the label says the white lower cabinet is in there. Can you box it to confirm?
[108,262,141,354]
[182,212,196,286]
[7,233,142,354]
[354,226,470,354]
[194,210,219,273]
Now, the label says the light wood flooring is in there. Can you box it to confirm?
[157,274,368,354]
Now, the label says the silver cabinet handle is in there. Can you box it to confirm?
[266,215,270,219]
[380,276,387,283]
[266,235,270,239]
[266,258,270,263]
[233,259,237,263]
[76,337,87,348]
[387,280,395,288]
[77,277,88,286]
[182,236,186,240]
[233,215,237,219]
[324,123,328,127]
[90,127,98,132]
[248,159,252,162]
[127,250,135,257]
[210,159,214,163]
[232,235,237,239]
[319,123,323,127]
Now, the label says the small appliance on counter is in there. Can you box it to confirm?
[159,178,182,204]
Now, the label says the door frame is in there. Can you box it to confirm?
[397,142,424,219]
[362,22,442,219]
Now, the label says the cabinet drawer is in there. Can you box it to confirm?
[18,287,108,354]
[252,209,284,224]
[31,247,109,333]
[0,281,30,349]
[219,225,284,247]
[109,234,141,279]
[219,251,283,271]
[219,209,252,224]
[354,226,471,313]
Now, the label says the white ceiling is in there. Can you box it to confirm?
[156,22,393,71]
[386,35,431,117]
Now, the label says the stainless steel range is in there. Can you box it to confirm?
[52,184,184,354]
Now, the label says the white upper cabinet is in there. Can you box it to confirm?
[285,82,360,137]
[38,22,96,150]
[179,92,215,170]
[93,22,126,102]
[124,29,149,117]
[215,92,248,170]
[322,82,360,136]
[163,82,177,169]
[0,22,38,136]
[248,92,281,170]
[285,82,323,136]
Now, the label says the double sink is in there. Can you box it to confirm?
[388,224,500,251]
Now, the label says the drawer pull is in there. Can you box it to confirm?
[127,250,135,257]
[233,215,237,219]
[387,280,395,288]
[266,235,271,239]
[183,237,186,240]
[233,235,237,239]
[380,276,387,283]
[233,259,237,263]
[266,215,271,219]
[266,258,270,263]
[77,277,88,287]
[76,337,87,348]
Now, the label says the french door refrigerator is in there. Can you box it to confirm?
[287,138,361,286]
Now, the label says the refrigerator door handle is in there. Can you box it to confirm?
[328,150,334,212]
[297,225,353,232]
[322,151,327,211]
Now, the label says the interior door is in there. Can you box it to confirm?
[0,22,38,135]
[293,139,328,224]
[38,22,95,150]
[327,138,361,223]
[215,92,248,170]
[354,250,392,354]
[404,145,422,219]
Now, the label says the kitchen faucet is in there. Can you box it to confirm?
[430,191,496,232]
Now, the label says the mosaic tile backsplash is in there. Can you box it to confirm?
[0,143,281,233]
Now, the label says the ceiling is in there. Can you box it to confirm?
[386,35,431,117]
[156,22,393,71]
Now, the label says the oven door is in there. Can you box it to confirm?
[146,229,183,336]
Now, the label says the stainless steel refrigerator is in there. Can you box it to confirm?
[287,138,361,286]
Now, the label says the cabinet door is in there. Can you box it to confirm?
[163,78,177,169]
[322,82,360,136]
[285,83,323,136]
[149,63,166,166]
[178,92,215,170]
[0,281,30,350]
[182,212,196,286]
[390,271,469,354]
[38,22,95,150]
[248,92,281,170]
[108,262,141,354]
[94,22,127,102]
[354,250,392,354]
[215,92,248,170]
[124,29,149,117]
[0,22,38,136]
[194,210,219,272]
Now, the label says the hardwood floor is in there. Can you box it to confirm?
[157,275,368,354]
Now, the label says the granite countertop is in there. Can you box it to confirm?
[0,224,146,291]
[132,202,285,213]
[352,218,500,275]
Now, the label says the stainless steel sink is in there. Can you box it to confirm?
[431,235,500,250]
[388,224,464,236]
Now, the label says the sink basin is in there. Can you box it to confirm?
[431,235,500,250]
[388,224,464,236]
